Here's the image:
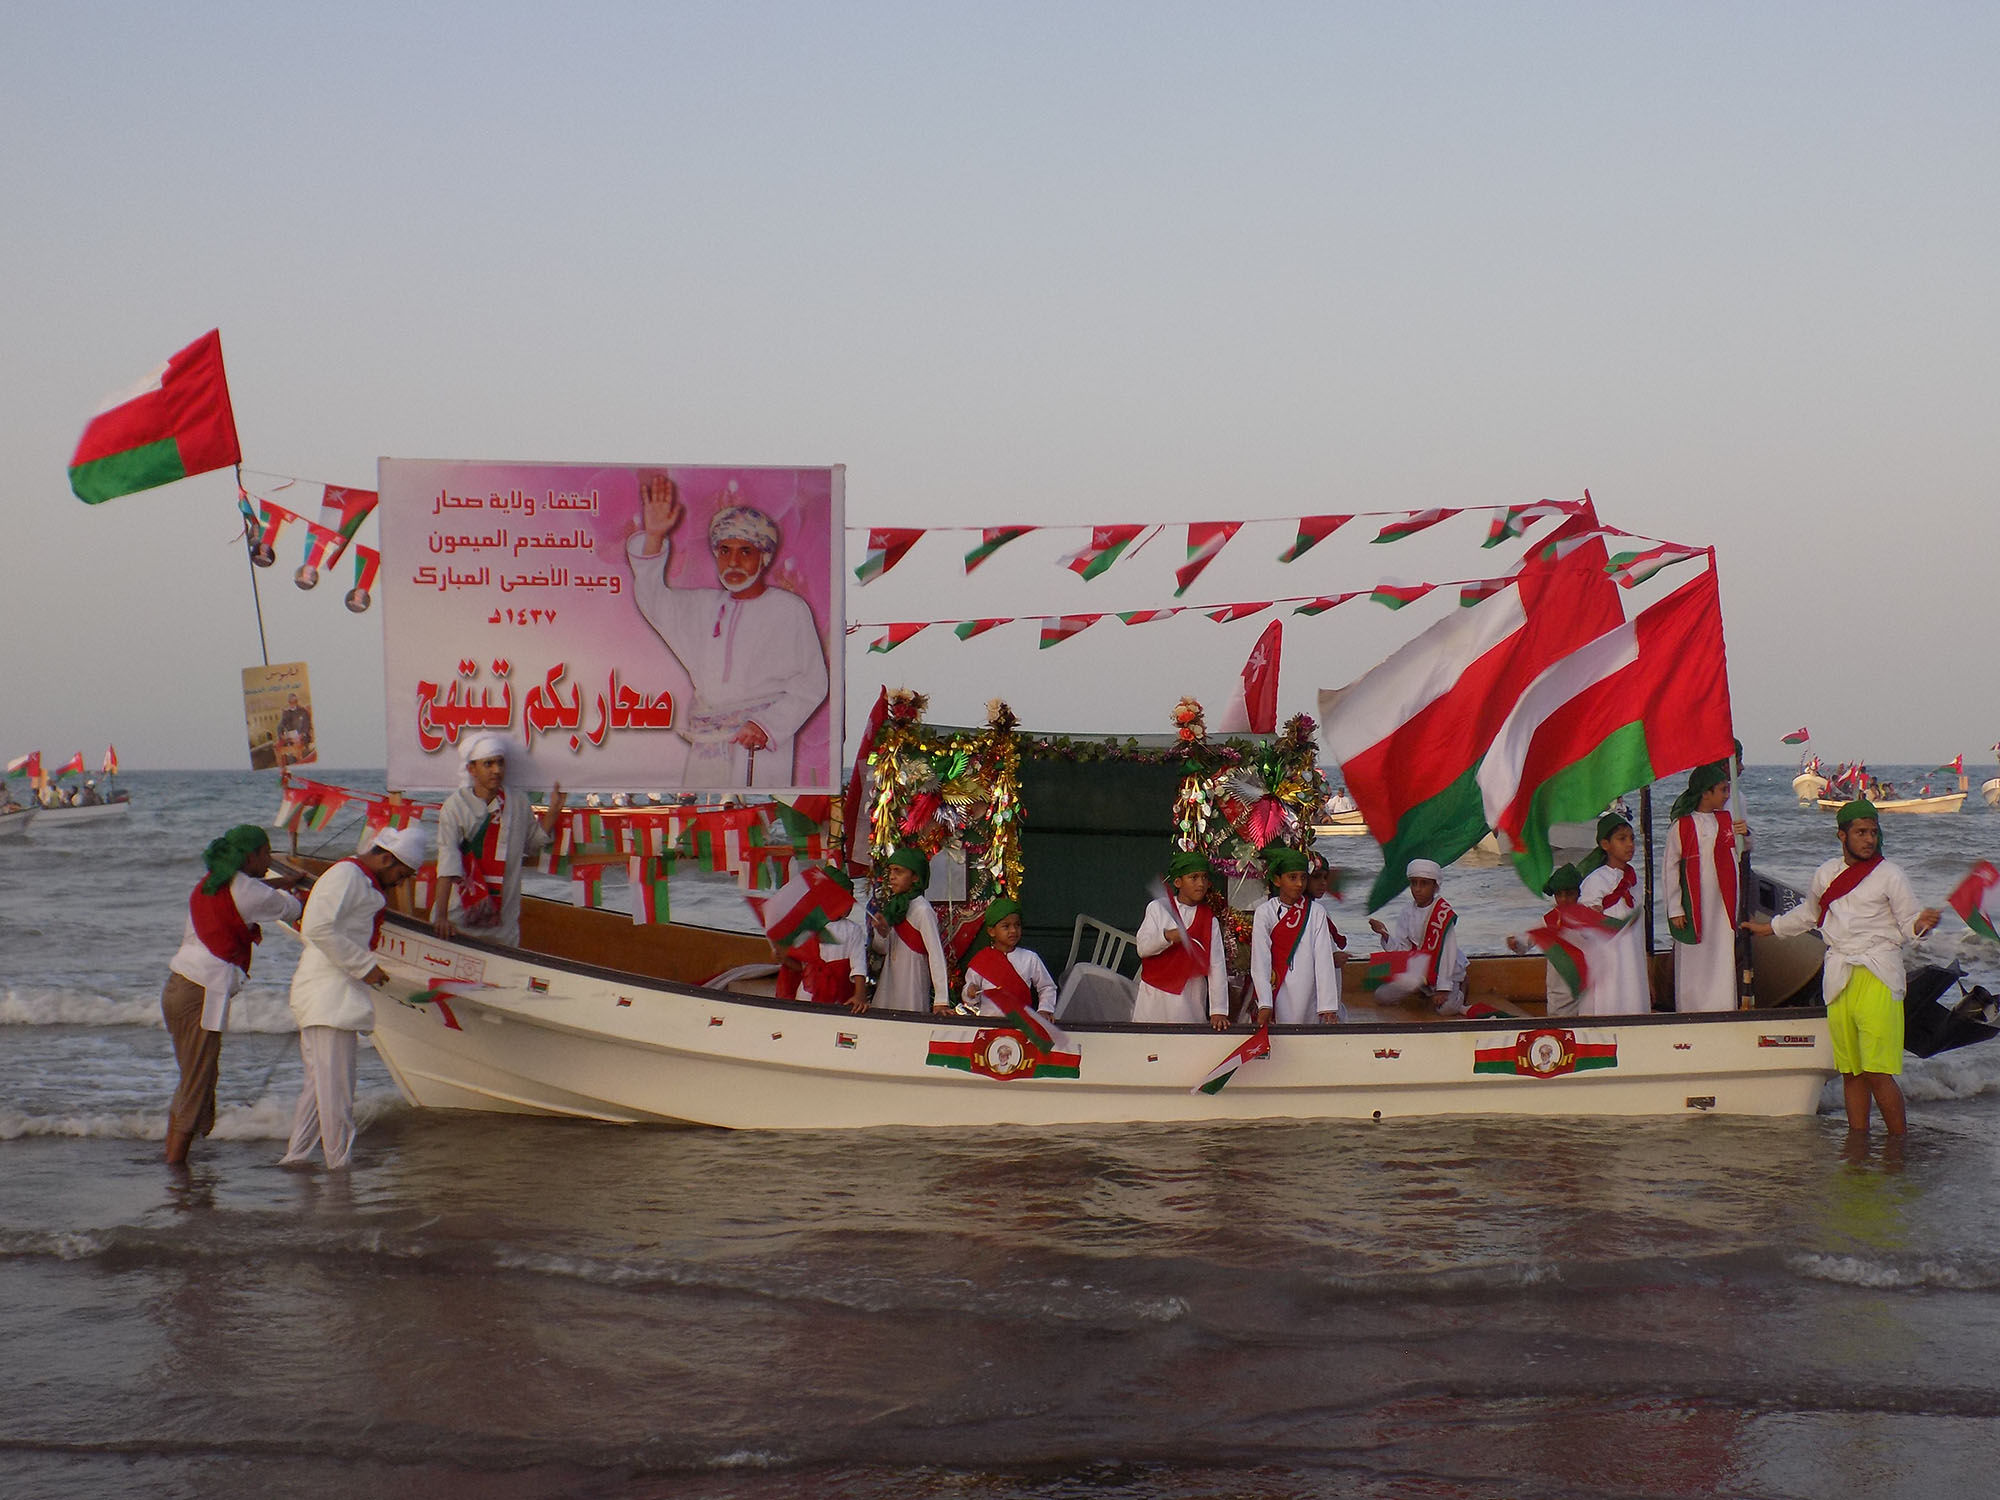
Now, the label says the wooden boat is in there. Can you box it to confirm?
[278,853,1839,1129]
[32,796,131,826]
[1815,792,1964,815]
[1982,777,1999,809]
[0,805,35,838]
[1309,808,1370,837]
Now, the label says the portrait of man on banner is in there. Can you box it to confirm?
[623,471,828,788]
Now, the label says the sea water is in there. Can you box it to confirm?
[3,767,1999,1498]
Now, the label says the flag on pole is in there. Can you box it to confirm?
[1930,754,1964,776]
[1191,1024,1271,1095]
[963,526,1035,573]
[100,745,118,777]
[1484,500,1580,548]
[1063,525,1146,580]
[1175,521,1241,596]
[1372,509,1455,544]
[1780,727,1810,745]
[1478,567,1735,896]
[1215,620,1283,735]
[68,331,241,504]
[1277,515,1351,563]
[53,752,86,778]
[1039,614,1102,649]
[1948,861,2000,942]
[1319,508,1625,909]
[953,617,1011,640]
[5,752,39,780]
[1369,579,1435,610]
[1605,543,1706,589]
[855,527,927,584]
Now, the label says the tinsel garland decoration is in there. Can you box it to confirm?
[863,690,1025,902]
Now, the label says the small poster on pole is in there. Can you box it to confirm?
[243,661,317,770]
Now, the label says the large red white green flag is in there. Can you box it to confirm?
[69,331,242,504]
[1478,563,1734,895]
[1319,511,1625,909]
[1948,862,1999,943]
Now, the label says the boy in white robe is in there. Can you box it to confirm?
[1507,864,1583,1018]
[625,475,829,788]
[432,733,566,949]
[1367,858,1467,1014]
[1576,814,1650,1016]
[1251,845,1341,1025]
[960,896,1059,1015]
[1748,800,1941,1135]
[868,845,951,1014]
[1131,849,1232,1029]
[1665,761,1740,1013]
[281,824,427,1171]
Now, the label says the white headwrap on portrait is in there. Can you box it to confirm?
[459,732,520,787]
[708,506,781,557]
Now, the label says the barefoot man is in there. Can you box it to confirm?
[1746,800,1941,1136]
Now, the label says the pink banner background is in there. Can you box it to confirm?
[380,459,843,791]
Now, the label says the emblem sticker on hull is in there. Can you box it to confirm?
[926,1028,1080,1081]
[1473,1027,1617,1079]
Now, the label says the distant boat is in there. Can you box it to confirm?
[1309,808,1369,837]
[1982,777,1999,809]
[33,792,131,826]
[0,805,35,838]
[1816,791,1965,815]
[1792,772,1828,803]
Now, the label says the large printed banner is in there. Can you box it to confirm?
[381,460,844,792]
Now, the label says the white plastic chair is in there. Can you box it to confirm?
[1063,914,1137,980]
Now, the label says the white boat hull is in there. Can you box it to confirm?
[365,918,1834,1129]
[0,807,35,838]
[1983,777,2000,809]
[1793,773,1828,802]
[32,800,131,826]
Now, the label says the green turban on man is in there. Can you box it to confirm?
[884,845,931,885]
[200,824,271,895]
[1837,799,1879,828]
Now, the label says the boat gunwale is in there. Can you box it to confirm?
[373,905,1830,1038]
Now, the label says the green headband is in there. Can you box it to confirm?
[1596,812,1632,842]
[1837,799,1879,828]
[200,824,270,895]
[1167,849,1212,880]
[1262,844,1309,877]
[981,895,1022,930]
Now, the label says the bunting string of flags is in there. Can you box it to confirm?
[847,497,1606,585]
[847,533,1708,650]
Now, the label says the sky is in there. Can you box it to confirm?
[4,3,1996,774]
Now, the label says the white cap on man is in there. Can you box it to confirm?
[1406,858,1442,882]
[370,824,430,870]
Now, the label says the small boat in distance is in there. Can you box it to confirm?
[1816,791,1965,815]
[0,804,35,838]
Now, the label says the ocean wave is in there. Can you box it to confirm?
[1900,1046,2000,1103]
[1788,1250,2000,1291]
[0,1088,403,1142]
[0,986,299,1033]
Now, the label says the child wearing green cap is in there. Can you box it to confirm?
[1133,849,1232,1029]
[960,896,1058,1017]
[1507,864,1583,1018]
[1251,844,1341,1025]
[869,845,951,1013]
[1664,763,1739,1013]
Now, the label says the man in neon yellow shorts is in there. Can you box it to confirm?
[1747,800,1940,1135]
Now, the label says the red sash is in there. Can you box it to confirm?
[894,913,930,956]
[189,878,259,972]
[1412,898,1457,985]
[1139,901,1214,992]
[1267,902,1307,992]
[336,858,389,948]
[1673,812,1737,943]
[1816,856,1883,927]
[968,946,1038,1013]
[1595,864,1638,916]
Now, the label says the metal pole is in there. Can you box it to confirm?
[239,470,271,667]
[1640,783,1655,956]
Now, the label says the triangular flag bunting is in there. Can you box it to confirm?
[1174,521,1241,596]
[1458,577,1513,608]
[868,623,928,653]
[1606,544,1705,588]
[1484,500,1580,548]
[1278,515,1351,563]
[1372,508,1455,544]
[953,618,1011,640]
[1292,592,1361,617]
[1063,525,1146,580]
[1117,609,1180,625]
[855,527,927,584]
[1370,579,1434,610]
[1038,614,1102,649]
[963,526,1035,573]
[1206,602,1271,624]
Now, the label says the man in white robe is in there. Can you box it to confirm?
[432,732,566,949]
[1748,800,1941,1135]
[1132,850,1232,1028]
[625,473,828,788]
[280,825,426,1170]
[1367,858,1467,1014]
[1665,761,1740,1013]
[1251,846,1341,1025]
[1577,814,1650,1016]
